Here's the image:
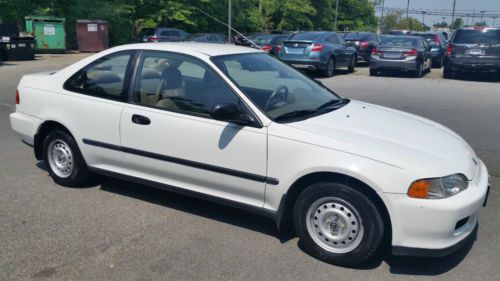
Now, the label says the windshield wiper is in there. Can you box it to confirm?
[274,109,318,121]
[316,98,350,110]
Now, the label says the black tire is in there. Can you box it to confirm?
[43,130,89,187]
[294,182,384,267]
[369,68,377,76]
[348,55,356,73]
[322,57,335,78]
[413,62,423,78]
[443,66,453,79]
[432,56,443,68]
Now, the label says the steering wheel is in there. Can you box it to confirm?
[264,85,289,111]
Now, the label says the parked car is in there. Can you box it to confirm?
[444,27,500,79]
[280,31,357,77]
[248,33,291,56]
[388,30,413,35]
[370,35,432,77]
[150,27,189,42]
[10,43,489,267]
[344,32,380,63]
[412,32,448,67]
[184,33,227,44]
[136,28,155,42]
[233,33,258,46]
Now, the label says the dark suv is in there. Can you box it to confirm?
[444,27,500,79]
[344,32,380,63]
[412,32,448,67]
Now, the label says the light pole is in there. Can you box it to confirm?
[228,0,232,41]
[406,0,410,20]
[493,17,497,27]
[334,0,339,31]
[480,10,486,23]
[451,0,456,31]
[378,0,385,33]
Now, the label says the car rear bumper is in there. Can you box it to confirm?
[446,57,500,72]
[10,111,42,146]
[370,56,418,71]
[282,59,327,71]
[385,159,489,257]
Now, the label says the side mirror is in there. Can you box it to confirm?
[210,102,256,126]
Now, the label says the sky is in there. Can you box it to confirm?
[377,0,500,27]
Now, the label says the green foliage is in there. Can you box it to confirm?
[452,18,463,30]
[0,0,379,47]
[433,21,448,28]
[379,11,427,33]
[474,21,487,27]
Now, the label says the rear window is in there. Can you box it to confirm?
[291,33,323,41]
[251,35,274,45]
[453,29,500,44]
[160,30,181,37]
[380,37,417,47]
[344,33,368,40]
[413,33,436,42]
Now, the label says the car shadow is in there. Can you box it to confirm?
[445,72,499,83]
[375,69,431,79]
[98,176,295,243]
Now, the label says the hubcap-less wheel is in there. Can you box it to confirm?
[47,139,74,178]
[328,59,334,76]
[306,197,363,254]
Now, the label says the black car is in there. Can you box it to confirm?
[388,30,413,35]
[233,33,258,46]
[370,36,432,78]
[444,27,500,79]
[150,27,189,42]
[136,28,155,42]
[412,32,448,67]
[184,33,227,44]
[344,32,380,62]
[249,33,291,56]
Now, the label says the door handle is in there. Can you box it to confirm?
[131,114,151,125]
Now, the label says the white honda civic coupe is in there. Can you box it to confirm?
[10,43,490,266]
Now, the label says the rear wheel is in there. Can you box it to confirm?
[369,68,378,76]
[414,62,423,78]
[433,56,443,68]
[43,130,89,187]
[322,57,335,78]
[443,66,453,79]
[348,55,356,73]
[294,182,384,267]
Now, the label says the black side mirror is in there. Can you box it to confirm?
[210,102,256,126]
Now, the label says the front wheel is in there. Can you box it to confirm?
[294,182,384,267]
[43,130,89,187]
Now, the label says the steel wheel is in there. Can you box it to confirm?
[306,197,364,254]
[327,58,335,77]
[47,139,74,178]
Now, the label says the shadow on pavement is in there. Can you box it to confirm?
[445,72,500,83]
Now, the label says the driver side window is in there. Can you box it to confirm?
[64,51,133,101]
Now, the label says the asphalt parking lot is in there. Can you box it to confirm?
[0,54,499,281]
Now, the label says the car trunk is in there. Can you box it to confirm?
[282,40,314,59]
[376,46,415,60]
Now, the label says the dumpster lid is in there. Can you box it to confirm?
[77,19,108,24]
[25,16,65,22]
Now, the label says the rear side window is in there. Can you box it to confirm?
[64,51,134,101]
[453,29,500,44]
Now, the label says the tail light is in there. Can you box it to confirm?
[261,45,273,52]
[360,41,370,48]
[275,45,282,52]
[311,44,324,52]
[371,48,382,55]
[403,49,418,56]
[435,34,440,44]
[150,35,159,42]
[447,44,453,55]
[15,89,20,105]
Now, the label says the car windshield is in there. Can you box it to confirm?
[211,53,346,121]
[380,36,417,47]
[345,33,368,40]
[250,35,275,45]
[453,29,500,44]
[291,33,323,41]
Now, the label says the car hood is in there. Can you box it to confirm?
[281,100,477,180]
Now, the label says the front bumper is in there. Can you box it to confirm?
[446,56,500,73]
[385,159,490,257]
[370,55,418,71]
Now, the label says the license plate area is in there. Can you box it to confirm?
[469,49,482,55]
[383,52,402,59]
[287,48,305,54]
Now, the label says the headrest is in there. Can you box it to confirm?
[141,69,160,79]
[92,71,121,84]
[160,68,182,89]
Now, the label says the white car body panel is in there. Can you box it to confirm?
[10,42,490,254]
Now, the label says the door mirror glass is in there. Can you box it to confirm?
[210,102,255,126]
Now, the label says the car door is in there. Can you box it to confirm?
[326,34,346,65]
[119,51,268,208]
[63,50,135,169]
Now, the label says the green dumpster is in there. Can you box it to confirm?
[25,16,66,53]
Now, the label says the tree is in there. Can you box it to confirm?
[433,21,448,28]
[474,21,487,27]
[451,18,463,30]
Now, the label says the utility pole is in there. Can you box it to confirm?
[228,0,232,41]
[406,0,410,20]
[465,14,470,26]
[334,0,339,31]
[378,0,385,33]
[480,10,486,23]
[421,11,426,26]
[451,0,456,31]
[493,17,497,27]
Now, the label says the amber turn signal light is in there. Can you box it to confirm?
[408,180,431,198]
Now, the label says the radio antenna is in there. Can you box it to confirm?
[192,6,262,50]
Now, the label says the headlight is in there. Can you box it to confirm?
[407,174,468,199]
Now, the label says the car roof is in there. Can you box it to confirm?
[115,42,261,57]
